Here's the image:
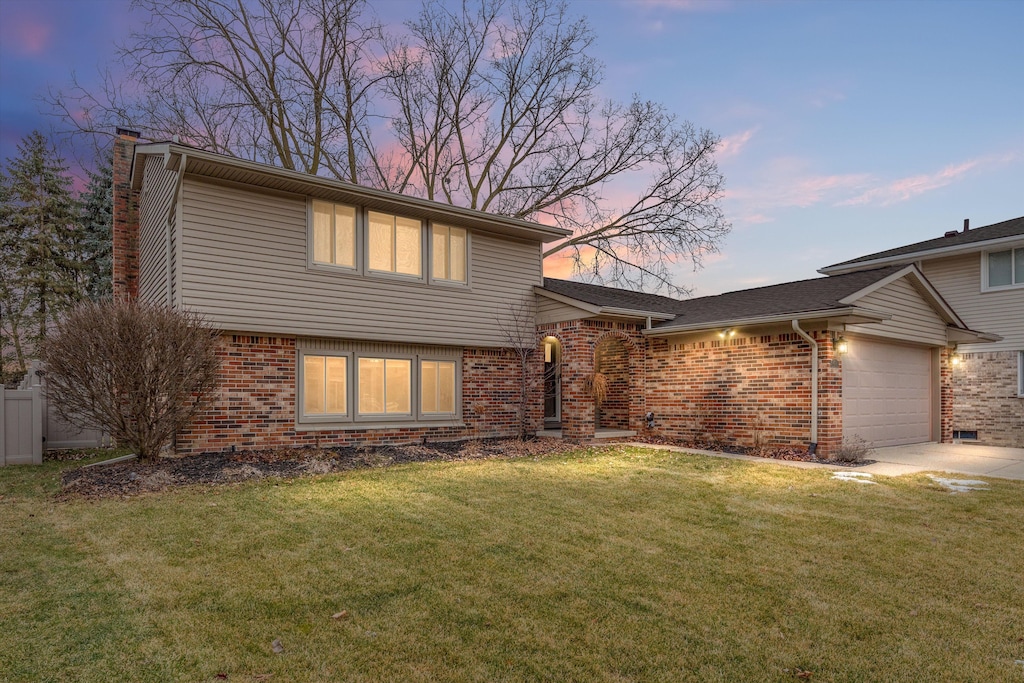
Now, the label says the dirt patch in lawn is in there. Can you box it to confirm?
[58,438,583,500]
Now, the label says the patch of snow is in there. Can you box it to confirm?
[832,471,877,485]
[927,475,990,493]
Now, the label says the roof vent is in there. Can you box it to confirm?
[944,230,959,237]
[963,218,970,232]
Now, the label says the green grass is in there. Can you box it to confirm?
[1,446,1022,682]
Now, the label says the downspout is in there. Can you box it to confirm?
[791,319,818,453]
[167,153,187,307]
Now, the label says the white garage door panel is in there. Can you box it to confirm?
[843,339,932,448]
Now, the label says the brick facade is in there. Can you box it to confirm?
[646,330,843,455]
[537,320,647,440]
[175,334,543,454]
[112,129,140,300]
[952,351,1023,447]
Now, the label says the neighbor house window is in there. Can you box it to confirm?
[358,357,412,415]
[431,225,467,283]
[302,354,348,417]
[311,201,357,268]
[986,247,1024,289]
[368,211,422,276]
[420,360,457,415]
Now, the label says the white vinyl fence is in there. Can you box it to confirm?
[1,364,110,466]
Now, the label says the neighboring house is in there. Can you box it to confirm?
[114,128,996,456]
[821,217,1024,447]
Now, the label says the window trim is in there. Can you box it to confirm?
[980,247,1024,292]
[355,354,416,421]
[428,222,471,287]
[365,210,426,281]
[297,350,353,424]
[417,357,461,420]
[307,199,362,274]
[1018,351,1024,398]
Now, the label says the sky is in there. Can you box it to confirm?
[1,0,1022,297]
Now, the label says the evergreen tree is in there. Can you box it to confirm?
[0,131,80,379]
[78,161,113,301]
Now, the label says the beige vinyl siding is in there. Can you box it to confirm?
[137,156,178,304]
[922,253,1024,352]
[536,296,597,324]
[179,178,543,347]
[845,276,949,346]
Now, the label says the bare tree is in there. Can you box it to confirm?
[41,300,221,461]
[496,297,545,439]
[51,0,728,293]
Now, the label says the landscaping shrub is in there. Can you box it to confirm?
[832,436,871,464]
[41,300,220,461]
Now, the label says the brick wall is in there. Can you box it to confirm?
[537,320,647,440]
[646,330,842,455]
[175,334,542,454]
[112,129,140,300]
[595,337,630,429]
[952,351,1023,447]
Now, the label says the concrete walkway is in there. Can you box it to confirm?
[622,441,1024,481]
[862,442,1024,480]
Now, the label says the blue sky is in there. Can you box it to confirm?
[2,0,1021,296]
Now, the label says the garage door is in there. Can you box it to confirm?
[843,338,932,447]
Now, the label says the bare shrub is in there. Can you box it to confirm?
[750,411,773,457]
[497,297,543,439]
[41,300,220,461]
[832,436,871,464]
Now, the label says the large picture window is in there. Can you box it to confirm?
[421,360,457,415]
[302,354,348,417]
[311,201,356,268]
[985,247,1024,289]
[368,211,422,276]
[431,225,467,283]
[358,357,412,415]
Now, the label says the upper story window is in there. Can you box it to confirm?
[431,225,467,283]
[312,201,357,269]
[985,247,1024,290]
[368,211,422,277]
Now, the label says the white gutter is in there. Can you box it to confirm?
[791,320,818,449]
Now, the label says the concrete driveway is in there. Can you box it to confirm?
[863,442,1024,480]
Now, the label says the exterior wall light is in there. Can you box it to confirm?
[951,351,962,366]
[835,336,849,355]
[718,329,736,339]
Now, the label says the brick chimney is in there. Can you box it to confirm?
[112,127,141,300]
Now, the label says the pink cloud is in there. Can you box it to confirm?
[716,127,757,161]
[1,15,52,56]
[838,159,981,207]
[726,170,872,209]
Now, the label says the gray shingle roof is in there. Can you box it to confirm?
[542,265,907,329]
[822,215,1024,271]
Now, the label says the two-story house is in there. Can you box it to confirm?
[114,129,997,457]
[112,130,569,454]
[821,217,1024,447]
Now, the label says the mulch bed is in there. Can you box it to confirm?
[58,438,584,500]
[631,435,876,468]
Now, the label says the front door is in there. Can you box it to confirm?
[543,337,561,426]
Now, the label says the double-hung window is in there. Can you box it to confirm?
[368,211,422,276]
[311,201,357,269]
[431,225,467,283]
[358,357,412,416]
[420,360,457,416]
[985,247,1024,290]
[302,353,349,419]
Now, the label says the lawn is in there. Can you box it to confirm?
[1,446,1022,682]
